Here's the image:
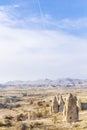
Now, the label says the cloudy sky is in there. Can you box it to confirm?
[0,0,87,82]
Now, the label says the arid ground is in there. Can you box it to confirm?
[0,87,87,130]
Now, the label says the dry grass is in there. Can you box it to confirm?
[0,87,87,130]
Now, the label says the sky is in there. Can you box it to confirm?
[0,0,87,82]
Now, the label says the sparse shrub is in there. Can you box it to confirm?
[44,110,49,117]
[4,119,12,127]
[37,101,44,106]
[15,104,21,108]
[3,115,14,127]
[73,123,80,128]
[46,103,50,107]
[16,123,28,130]
[0,121,4,127]
[3,115,14,120]
[30,124,34,129]
[36,112,43,118]
[22,93,27,97]
[29,111,37,120]
[16,113,28,121]
[8,104,21,109]
[29,110,44,120]
[30,100,33,105]
[29,121,43,129]
[50,100,52,102]
[0,103,7,108]
[43,100,45,103]
[53,116,57,124]
[34,121,43,126]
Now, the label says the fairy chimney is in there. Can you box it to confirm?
[63,93,79,123]
[51,96,58,113]
[77,98,82,111]
[58,95,64,112]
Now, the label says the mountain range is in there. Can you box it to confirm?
[0,78,87,88]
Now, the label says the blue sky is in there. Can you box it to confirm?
[0,0,87,33]
[0,0,87,82]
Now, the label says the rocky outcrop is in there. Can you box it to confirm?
[51,96,58,113]
[63,93,79,123]
[77,98,82,111]
[57,95,64,112]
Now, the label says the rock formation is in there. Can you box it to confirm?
[63,93,79,123]
[51,96,58,113]
[77,98,82,111]
[57,95,64,112]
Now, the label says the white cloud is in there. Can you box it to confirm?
[54,18,87,29]
[13,4,20,8]
[0,5,87,82]
[0,23,87,82]
[0,4,87,31]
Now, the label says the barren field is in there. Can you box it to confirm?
[0,87,87,130]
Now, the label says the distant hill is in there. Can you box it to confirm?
[1,78,87,88]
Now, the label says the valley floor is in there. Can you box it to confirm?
[0,87,87,130]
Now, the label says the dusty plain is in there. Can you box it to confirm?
[0,87,87,130]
